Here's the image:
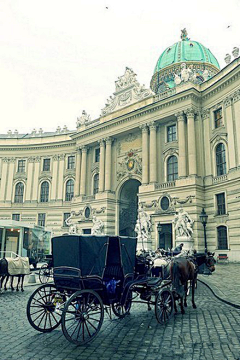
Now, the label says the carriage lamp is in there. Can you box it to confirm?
[200,208,208,253]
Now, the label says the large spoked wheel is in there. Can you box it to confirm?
[155,288,174,324]
[27,284,65,332]
[39,264,52,284]
[61,289,104,345]
[112,291,132,318]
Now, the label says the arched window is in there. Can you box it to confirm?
[93,173,99,194]
[217,226,228,250]
[40,181,49,202]
[14,182,24,203]
[167,156,178,181]
[216,143,226,176]
[65,179,74,201]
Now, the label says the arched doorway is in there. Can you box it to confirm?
[119,179,141,236]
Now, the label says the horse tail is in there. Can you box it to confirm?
[171,260,184,297]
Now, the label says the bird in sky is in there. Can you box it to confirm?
[227,25,231,28]
[106,6,108,9]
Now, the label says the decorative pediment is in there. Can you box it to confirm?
[101,67,154,116]
[210,132,228,144]
[163,147,179,159]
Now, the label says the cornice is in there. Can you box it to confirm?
[202,64,240,101]
[0,140,75,152]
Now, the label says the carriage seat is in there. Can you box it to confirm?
[103,264,124,281]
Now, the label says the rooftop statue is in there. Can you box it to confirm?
[77,110,91,128]
[181,28,189,41]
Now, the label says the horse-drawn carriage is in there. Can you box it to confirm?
[26,235,175,345]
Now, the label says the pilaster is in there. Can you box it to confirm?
[176,111,187,178]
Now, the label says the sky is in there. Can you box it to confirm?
[0,0,240,134]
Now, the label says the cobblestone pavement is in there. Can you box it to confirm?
[1,264,240,360]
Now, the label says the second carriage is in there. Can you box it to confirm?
[27,235,174,345]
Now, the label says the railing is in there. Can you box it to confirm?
[155,181,176,190]
[0,251,19,259]
[82,195,95,201]
[213,175,228,183]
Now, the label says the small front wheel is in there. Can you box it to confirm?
[39,264,52,284]
[27,284,64,332]
[112,291,132,318]
[155,288,174,324]
[61,289,104,345]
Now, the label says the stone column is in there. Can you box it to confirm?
[31,157,41,201]
[99,139,105,192]
[0,158,9,202]
[140,124,149,184]
[6,159,15,202]
[80,146,87,196]
[50,155,59,201]
[74,148,81,196]
[186,108,197,176]
[224,96,237,170]
[25,158,35,201]
[149,122,157,183]
[176,112,187,177]
[233,90,240,167]
[202,109,211,177]
[105,137,112,192]
[57,154,65,200]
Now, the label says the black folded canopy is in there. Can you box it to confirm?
[52,235,137,278]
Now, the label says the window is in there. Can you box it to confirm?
[85,207,91,219]
[67,156,75,169]
[14,182,24,203]
[63,213,70,227]
[38,213,46,227]
[95,148,100,163]
[65,179,74,201]
[216,143,226,176]
[167,124,177,142]
[216,193,226,215]
[18,160,26,173]
[214,108,223,128]
[160,197,170,211]
[12,214,20,221]
[217,226,228,250]
[167,156,178,181]
[40,181,49,202]
[93,173,99,194]
[43,158,50,171]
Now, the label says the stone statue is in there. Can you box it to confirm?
[232,47,239,58]
[180,63,191,82]
[77,110,91,128]
[134,207,152,250]
[173,208,194,238]
[181,28,189,41]
[174,73,182,85]
[65,212,78,235]
[92,215,104,235]
[224,54,231,64]
[202,69,209,81]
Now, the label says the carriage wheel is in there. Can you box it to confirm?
[155,288,174,324]
[27,284,65,332]
[39,264,52,284]
[61,289,104,345]
[112,291,132,318]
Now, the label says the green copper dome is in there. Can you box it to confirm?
[154,39,220,73]
[150,30,220,94]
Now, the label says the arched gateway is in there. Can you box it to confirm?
[119,179,141,237]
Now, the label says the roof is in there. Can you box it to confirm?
[154,39,220,73]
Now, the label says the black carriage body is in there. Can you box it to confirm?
[52,235,137,304]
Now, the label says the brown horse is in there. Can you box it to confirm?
[0,257,30,292]
[170,252,215,314]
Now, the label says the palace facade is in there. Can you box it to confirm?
[0,31,240,260]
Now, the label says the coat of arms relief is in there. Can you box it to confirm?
[117,150,142,181]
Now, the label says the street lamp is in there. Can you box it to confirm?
[200,208,208,253]
[157,222,162,248]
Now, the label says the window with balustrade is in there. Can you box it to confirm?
[216,143,226,176]
[14,182,24,203]
[65,179,74,201]
[167,156,178,181]
[40,181,49,202]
